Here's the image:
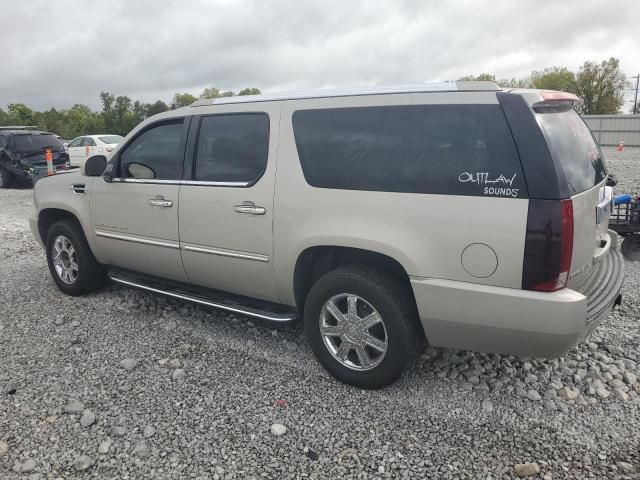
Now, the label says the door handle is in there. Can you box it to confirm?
[234,202,266,215]
[148,196,173,208]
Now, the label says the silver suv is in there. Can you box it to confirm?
[30,82,625,388]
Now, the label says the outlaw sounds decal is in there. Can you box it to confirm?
[458,172,520,198]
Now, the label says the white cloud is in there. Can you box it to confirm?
[2,0,639,110]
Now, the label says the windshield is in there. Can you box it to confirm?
[13,133,64,152]
[98,135,124,145]
[536,109,607,194]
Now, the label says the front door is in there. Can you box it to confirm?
[179,106,280,302]
[90,118,190,282]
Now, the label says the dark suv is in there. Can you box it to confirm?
[0,127,69,187]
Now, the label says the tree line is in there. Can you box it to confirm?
[459,57,629,115]
[0,57,633,138]
[0,87,261,139]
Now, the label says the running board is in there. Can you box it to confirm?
[109,273,298,323]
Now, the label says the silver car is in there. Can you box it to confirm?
[30,82,624,388]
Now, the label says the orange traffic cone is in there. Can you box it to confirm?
[617,140,625,152]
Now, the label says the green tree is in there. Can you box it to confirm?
[458,73,496,82]
[7,103,35,125]
[0,108,10,125]
[573,57,626,114]
[145,100,169,117]
[172,92,197,108]
[218,90,235,97]
[200,87,220,99]
[238,88,261,96]
[531,67,576,92]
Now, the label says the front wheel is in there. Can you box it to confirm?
[304,265,424,389]
[46,219,107,295]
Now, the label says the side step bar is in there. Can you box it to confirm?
[109,274,298,323]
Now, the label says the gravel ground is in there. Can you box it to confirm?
[1,147,639,480]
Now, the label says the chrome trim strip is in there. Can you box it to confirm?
[111,178,180,185]
[110,178,249,187]
[182,244,269,262]
[181,180,249,187]
[109,274,296,322]
[95,230,180,249]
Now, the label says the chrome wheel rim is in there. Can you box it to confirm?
[319,293,388,371]
[52,235,78,285]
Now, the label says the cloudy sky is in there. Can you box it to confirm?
[3,0,640,111]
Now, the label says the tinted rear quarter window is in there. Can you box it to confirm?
[292,104,526,198]
[536,109,607,194]
[13,134,63,151]
[194,113,269,183]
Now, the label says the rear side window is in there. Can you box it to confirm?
[13,134,63,151]
[292,104,526,198]
[536,109,607,194]
[194,113,269,184]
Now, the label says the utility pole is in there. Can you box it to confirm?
[632,74,639,115]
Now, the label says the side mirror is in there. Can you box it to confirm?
[82,155,107,177]
[606,174,617,187]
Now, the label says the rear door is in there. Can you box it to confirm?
[178,105,280,302]
[68,137,84,166]
[536,107,611,287]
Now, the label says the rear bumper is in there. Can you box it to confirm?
[411,247,624,358]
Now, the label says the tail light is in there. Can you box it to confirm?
[522,199,574,292]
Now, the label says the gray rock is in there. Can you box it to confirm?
[558,387,579,400]
[74,454,93,471]
[0,440,8,455]
[111,426,126,437]
[606,345,624,356]
[63,399,85,414]
[614,388,629,401]
[270,423,287,436]
[80,409,96,427]
[596,387,610,399]
[168,358,181,369]
[527,390,542,401]
[133,440,147,456]
[481,399,493,413]
[624,371,637,385]
[120,358,138,371]
[514,462,540,477]
[20,459,36,473]
[143,425,156,438]
[617,461,635,473]
[172,368,186,381]
[98,440,112,454]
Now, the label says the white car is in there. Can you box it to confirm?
[67,135,123,167]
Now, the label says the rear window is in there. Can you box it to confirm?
[292,104,526,198]
[13,134,63,151]
[536,109,607,194]
[98,135,124,144]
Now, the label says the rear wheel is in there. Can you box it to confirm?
[304,265,423,389]
[0,167,13,188]
[46,219,106,295]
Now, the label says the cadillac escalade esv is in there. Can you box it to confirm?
[30,82,624,388]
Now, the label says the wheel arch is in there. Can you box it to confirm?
[292,245,416,312]
[38,208,84,246]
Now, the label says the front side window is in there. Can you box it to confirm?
[82,137,97,147]
[68,137,83,148]
[194,113,269,184]
[119,120,185,180]
[292,104,526,198]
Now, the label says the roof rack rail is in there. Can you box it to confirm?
[190,81,501,107]
[0,125,39,130]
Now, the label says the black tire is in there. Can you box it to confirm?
[304,265,424,389]
[0,166,13,188]
[45,219,107,296]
